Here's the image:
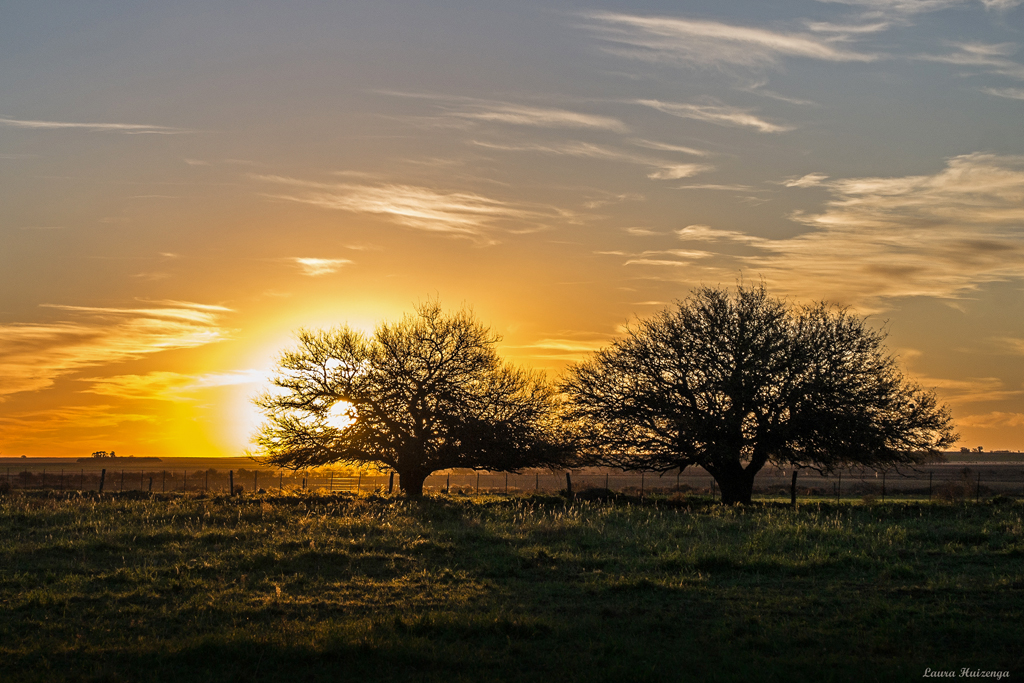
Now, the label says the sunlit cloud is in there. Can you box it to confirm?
[292,258,352,276]
[957,412,1024,429]
[676,224,765,244]
[785,172,830,187]
[471,139,712,180]
[504,336,614,361]
[636,100,793,133]
[254,175,567,241]
[913,376,1023,404]
[0,405,155,437]
[983,87,1024,99]
[918,42,1024,80]
[80,369,267,401]
[0,117,185,134]
[451,102,628,132]
[0,302,231,397]
[813,0,1019,14]
[747,153,1024,306]
[630,139,709,156]
[583,11,878,70]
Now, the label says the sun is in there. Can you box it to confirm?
[325,400,357,430]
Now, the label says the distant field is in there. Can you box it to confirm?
[0,490,1021,682]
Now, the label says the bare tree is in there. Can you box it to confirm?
[560,284,957,504]
[253,301,568,496]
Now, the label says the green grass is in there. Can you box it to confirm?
[1,491,1022,682]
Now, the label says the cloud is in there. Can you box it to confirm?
[637,99,793,133]
[80,369,267,401]
[254,175,565,241]
[450,102,628,132]
[0,404,155,436]
[983,87,1024,99]
[957,411,1024,429]
[630,139,709,156]
[504,336,613,361]
[0,302,230,397]
[0,117,185,134]
[471,139,712,180]
[785,172,830,187]
[292,258,352,276]
[745,153,1024,306]
[813,0,1019,14]
[914,376,1023,404]
[676,224,765,244]
[918,42,1024,80]
[582,11,877,70]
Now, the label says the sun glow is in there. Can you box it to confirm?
[326,400,357,430]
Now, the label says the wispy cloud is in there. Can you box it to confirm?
[254,175,568,241]
[81,369,266,401]
[957,411,1024,429]
[0,404,155,437]
[983,86,1024,99]
[913,375,1023,404]
[0,117,185,134]
[292,258,352,276]
[918,42,1024,80]
[0,302,230,397]
[451,102,628,132]
[582,11,878,70]
[377,92,628,132]
[637,99,793,133]
[471,139,713,180]
[504,335,614,361]
[784,172,830,187]
[814,0,1021,15]
[749,153,1024,306]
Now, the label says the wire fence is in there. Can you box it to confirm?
[2,463,1023,502]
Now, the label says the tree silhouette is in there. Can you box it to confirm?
[560,284,957,504]
[253,301,567,496]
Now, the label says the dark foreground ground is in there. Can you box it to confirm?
[0,490,1021,683]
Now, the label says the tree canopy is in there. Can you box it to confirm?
[253,301,567,496]
[560,284,957,504]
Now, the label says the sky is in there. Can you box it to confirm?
[2,0,1023,458]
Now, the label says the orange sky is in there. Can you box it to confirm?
[2,1,1024,457]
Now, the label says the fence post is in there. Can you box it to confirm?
[280,472,283,493]
[206,470,209,491]
[229,470,234,497]
[81,469,84,491]
[928,472,933,501]
[389,472,395,494]
[98,469,106,493]
[836,471,841,504]
[255,471,258,493]
[120,470,124,493]
[536,472,539,491]
[976,473,981,503]
[445,474,450,494]
[60,469,64,493]
[329,471,334,492]
[607,472,611,491]
[641,471,645,498]
[565,471,572,495]
[476,472,480,494]
[357,473,361,493]
[791,469,799,507]
[505,472,508,495]
[881,471,886,502]
[149,476,153,493]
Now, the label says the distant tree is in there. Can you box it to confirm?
[560,284,957,504]
[253,301,569,496]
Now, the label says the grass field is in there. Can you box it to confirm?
[1,490,1021,683]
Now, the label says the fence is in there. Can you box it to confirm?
[2,463,1023,502]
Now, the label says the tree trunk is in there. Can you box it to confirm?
[710,464,756,505]
[397,468,429,498]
